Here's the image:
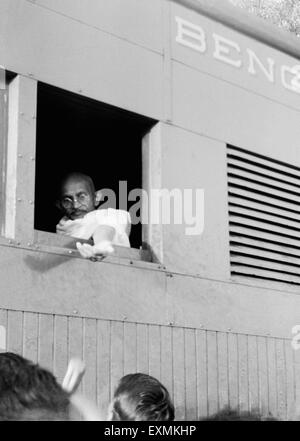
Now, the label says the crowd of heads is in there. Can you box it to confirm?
[0,351,280,421]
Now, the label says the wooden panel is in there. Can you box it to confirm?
[68,317,83,393]
[0,0,163,120]
[184,328,197,420]
[0,309,7,351]
[136,323,149,374]
[285,339,295,421]
[228,333,238,410]
[53,315,68,384]
[38,313,54,372]
[148,325,161,380]
[110,321,124,396]
[82,318,97,403]
[207,331,218,416]
[196,329,208,419]
[237,334,248,412]
[257,336,269,415]
[23,312,38,362]
[160,325,173,403]
[7,310,23,355]
[276,339,287,420]
[248,335,259,412]
[172,327,185,420]
[217,332,229,411]
[123,322,137,375]
[96,320,111,414]
[267,338,277,418]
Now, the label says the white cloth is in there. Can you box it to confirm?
[56,208,131,247]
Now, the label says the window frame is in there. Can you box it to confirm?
[3,74,161,265]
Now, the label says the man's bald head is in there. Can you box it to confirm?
[58,172,98,220]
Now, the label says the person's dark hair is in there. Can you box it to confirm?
[0,352,70,421]
[110,373,174,421]
[200,407,278,421]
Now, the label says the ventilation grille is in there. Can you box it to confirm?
[227,145,300,286]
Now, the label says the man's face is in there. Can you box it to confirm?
[60,179,95,220]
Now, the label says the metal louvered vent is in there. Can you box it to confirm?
[227,145,300,286]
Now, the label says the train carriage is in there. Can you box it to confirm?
[1,0,300,420]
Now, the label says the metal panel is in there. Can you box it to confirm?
[160,124,230,279]
[0,246,167,325]
[33,0,163,53]
[171,2,300,112]
[5,76,36,242]
[0,0,163,120]
[173,62,300,165]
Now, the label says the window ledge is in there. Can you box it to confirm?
[34,230,153,263]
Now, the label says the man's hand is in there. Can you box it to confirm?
[76,241,114,260]
[62,358,86,394]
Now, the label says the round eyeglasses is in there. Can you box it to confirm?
[61,193,90,210]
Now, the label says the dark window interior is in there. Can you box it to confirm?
[34,83,156,249]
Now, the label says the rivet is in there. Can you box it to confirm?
[16,242,20,246]
[8,240,12,244]
[78,89,83,93]
[123,316,127,321]
[27,243,32,247]
[17,198,22,202]
[68,250,73,254]
[228,328,232,332]
[73,310,78,314]
[29,200,33,204]
[18,154,23,158]
[30,157,35,161]
[20,112,24,116]
[168,321,174,326]
[129,261,133,265]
